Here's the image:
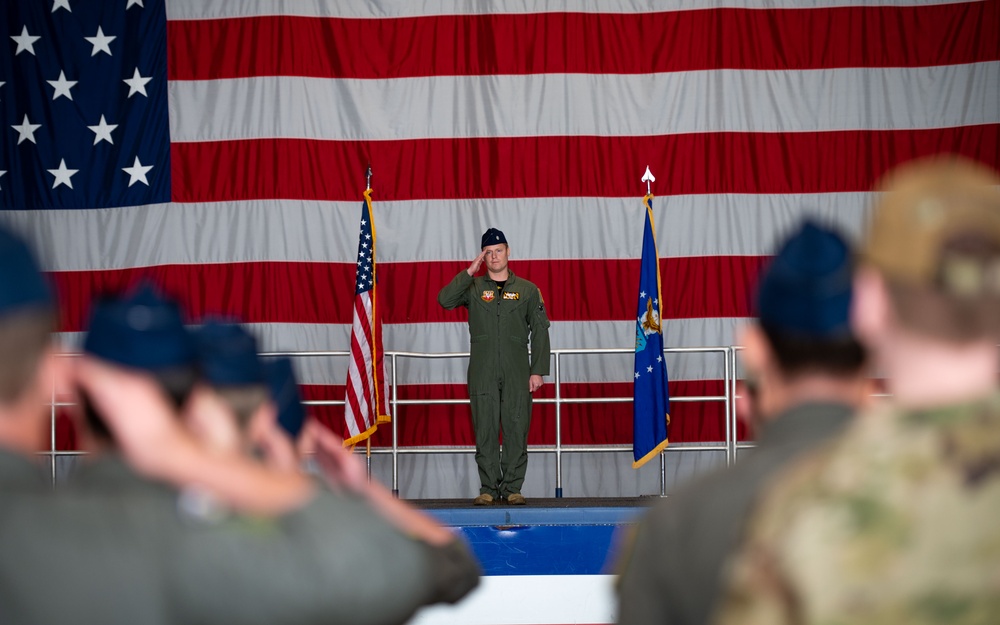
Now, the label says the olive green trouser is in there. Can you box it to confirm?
[470,384,532,498]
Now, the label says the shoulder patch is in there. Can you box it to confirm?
[481,290,495,302]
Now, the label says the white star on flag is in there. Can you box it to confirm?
[657,356,662,362]
[47,71,78,101]
[51,0,72,12]
[0,81,6,101]
[11,26,41,56]
[85,26,115,56]
[12,115,41,145]
[123,68,152,98]
[635,372,641,379]
[122,156,153,187]
[126,0,144,8]
[639,291,646,298]
[647,366,654,372]
[88,115,117,145]
[48,159,78,189]
[0,170,6,190]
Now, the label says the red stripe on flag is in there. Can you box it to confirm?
[168,3,1000,80]
[56,379,744,451]
[307,380,746,448]
[345,297,374,438]
[48,256,768,331]
[172,127,1000,203]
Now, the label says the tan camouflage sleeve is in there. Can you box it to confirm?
[710,450,834,625]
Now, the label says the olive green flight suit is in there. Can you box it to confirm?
[438,270,551,498]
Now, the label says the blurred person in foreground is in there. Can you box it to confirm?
[262,356,311,457]
[0,246,479,625]
[74,286,480,625]
[0,225,62,488]
[189,320,292,465]
[192,321,319,476]
[614,220,871,625]
[713,157,1000,625]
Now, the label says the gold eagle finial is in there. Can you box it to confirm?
[642,297,661,333]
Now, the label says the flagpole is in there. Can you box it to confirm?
[365,165,373,483]
[642,166,668,496]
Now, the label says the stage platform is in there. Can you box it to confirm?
[412,496,656,510]
[410,498,657,624]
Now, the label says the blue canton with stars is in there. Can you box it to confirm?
[354,200,375,295]
[1,0,169,210]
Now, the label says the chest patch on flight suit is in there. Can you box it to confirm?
[502,292,520,300]
[481,290,495,302]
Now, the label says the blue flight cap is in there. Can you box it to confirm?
[481,227,507,249]
[195,321,264,387]
[264,357,306,440]
[0,225,53,316]
[756,220,854,337]
[83,283,197,371]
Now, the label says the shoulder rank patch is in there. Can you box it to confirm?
[481,290,495,302]
[502,292,520,300]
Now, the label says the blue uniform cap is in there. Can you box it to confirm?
[84,283,197,371]
[481,227,507,249]
[0,225,53,316]
[756,220,854,337]
[264,357,306,440]
[195,321,264,387]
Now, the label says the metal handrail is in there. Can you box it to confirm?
[45,346,738,498]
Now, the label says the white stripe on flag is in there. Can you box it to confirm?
[169,63,1000,142]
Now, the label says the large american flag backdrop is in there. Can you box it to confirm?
[2,0,998,453]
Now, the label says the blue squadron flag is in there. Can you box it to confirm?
[632,194,670,468]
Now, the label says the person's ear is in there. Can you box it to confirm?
[851,267,889,349]
[737,323,773,377]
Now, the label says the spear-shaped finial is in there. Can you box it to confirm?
[641,166,655,195]
[366,164,373,191]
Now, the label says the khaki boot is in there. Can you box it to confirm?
[473,493,496,506]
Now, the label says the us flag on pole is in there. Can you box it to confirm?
[343,188,391,447]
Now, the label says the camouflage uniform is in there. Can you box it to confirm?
[713,394,1000,625]
[616,402,852,625]
[438,269,551,498]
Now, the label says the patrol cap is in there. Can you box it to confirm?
[0,224,53,317]
[481,227,507,249]
[863,157,1000,296]
[263,357,306,440]
[757,220,853,337]
[83,283,197,371]
[195,320,264,387]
